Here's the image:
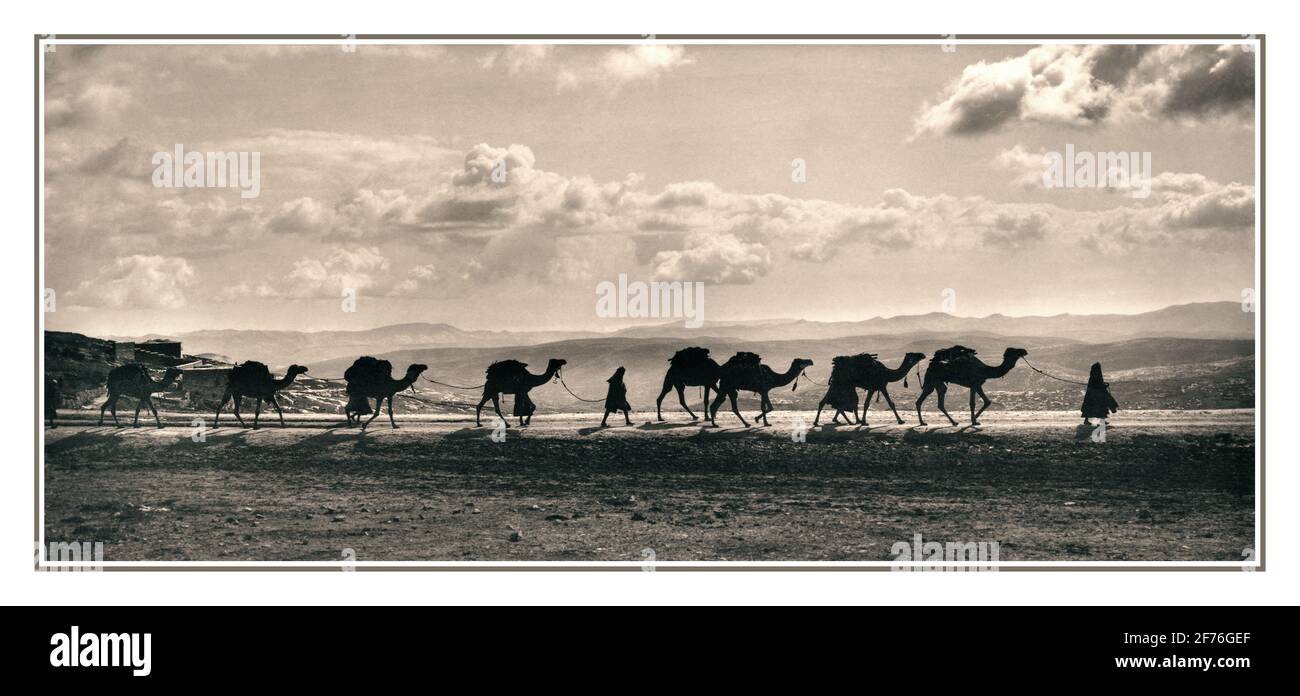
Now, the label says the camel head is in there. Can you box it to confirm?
[1004,347,1029,362]
[546,358,568,373]
[903,352,927,364]
[404,363,429,379]
[286,364,309,377]
[162,367,183,385]
[792,358,814,372]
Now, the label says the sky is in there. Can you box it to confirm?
[43,42,1257,336]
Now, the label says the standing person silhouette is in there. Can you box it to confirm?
[1080,362,1118,425]
[601,367,633,427]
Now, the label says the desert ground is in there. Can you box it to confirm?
[42,408,1255,564]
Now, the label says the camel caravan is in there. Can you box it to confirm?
[86,343,1061,430]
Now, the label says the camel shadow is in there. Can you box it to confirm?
[638,421,700,431]
[689,426,761,441]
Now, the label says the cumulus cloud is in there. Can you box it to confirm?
[651,233,772,285]
[69,255,195,309]
[218,247,391,301]
[915,44,1254,137]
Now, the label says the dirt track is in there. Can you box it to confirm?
[42,409,1256,564]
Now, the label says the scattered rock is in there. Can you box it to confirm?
[509,531,523,542]
[545,515,568,522]
[332,515,347,522]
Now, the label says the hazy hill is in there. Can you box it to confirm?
[116,301,1254,369]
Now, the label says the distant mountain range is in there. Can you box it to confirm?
[116,301,1254,369]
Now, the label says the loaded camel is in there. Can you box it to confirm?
[915,346,1028,426]
[344,357,428,429]
[655,347,720,421]
[476,358,567,427]
[98,365,183,428]
[709,352,814,427]
[214,361,309,428]
[813,354,873,426]
[859,352,928,424]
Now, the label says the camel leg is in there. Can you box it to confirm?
[702,386,714,424]
[676,385,697,420]
[969,389,978,425]
[387,396,398,429]
[915,384,934,426]
[475,392,492,426]
[232,396,246,428]
[271,395,286,427]
[935,385,958,426]
[973,385,993,424]
[708,390,726,424]
[253,397,263,429]
[728,392,749,428]
[363,397,383,430]
[881,388,904,424]
[147,397,162,428]
[861,389,875,423]
[99,394,117,426]
[214,388,232,428]
[813,398,827,426]
[655,378,674,421]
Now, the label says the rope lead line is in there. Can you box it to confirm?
[421,376,485,391]
[556,371,605,403]
[1021,358,1091,386]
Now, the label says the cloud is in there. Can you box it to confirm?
[69,255,195,309]
[479,45,553,73]
[651,233,772,284]
[915,44,1254,137]
[558,45,693,90]
[218,247,392,301]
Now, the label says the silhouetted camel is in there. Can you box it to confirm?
[860,352,927,424]
[710,352,813,427]
[915,347,1028,426]
[45,377,61,428]
[655,347,720,421]
[476,358,566,427]
[98,365,183,428]
[813,353,873,426]
[343,357,428,429]
[214,362,309,429]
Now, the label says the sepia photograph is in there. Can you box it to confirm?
[38,36,1259,569]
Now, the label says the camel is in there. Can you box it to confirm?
[214,361,309,429]
[343,357,428,429]
[709,352,814,427]
[98,365,183,428]
[655,347,720,421]
[813,354,873,426]
[859,352,928,425]
[915,347,1028,426]
[476,358,566,427]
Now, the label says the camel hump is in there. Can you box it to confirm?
[231,360,271,382]
[723,351,761,369]
[933,345,977,363]
[486,359,529,380]
[670,346,711,368]
[345,356,394,383]
[108,364,150,382]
